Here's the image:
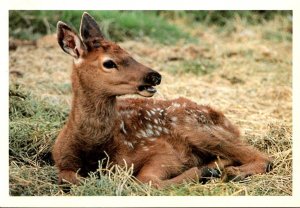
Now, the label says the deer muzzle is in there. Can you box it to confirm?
[137,71,161,97]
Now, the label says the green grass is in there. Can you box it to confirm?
[9,84,68,166]
[158,10,291,26]
[9,10,192,44]
[168,59,218,76]
[9,11,291,44]
[263,30,292,42]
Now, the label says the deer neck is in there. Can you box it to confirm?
[70,68,117,144]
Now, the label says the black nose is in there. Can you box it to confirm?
[144,71,161,86]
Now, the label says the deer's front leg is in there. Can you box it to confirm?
[58,169,82,185]
[52,135,83,185]
[55,152,83,185]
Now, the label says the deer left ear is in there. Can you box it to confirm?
[80,12,105,51]
[57,21,87,58]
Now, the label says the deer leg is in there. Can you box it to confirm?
[222,160,273,182]
[58,169,82,185]
[198,158,233,183]
[57,169,83,193]
[136,165,199,188]
[209,142,272,180]
[206,157,234,169]
[212,143,273,181]
[137,164,222,188]
[187,129,272,181]
[161,167,203,187]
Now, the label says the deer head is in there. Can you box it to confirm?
[57,12,161,97]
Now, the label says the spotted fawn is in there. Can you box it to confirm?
[52,12,272,188]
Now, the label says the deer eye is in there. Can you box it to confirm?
[103,60,117,69]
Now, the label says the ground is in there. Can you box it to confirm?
[9,15,292,196]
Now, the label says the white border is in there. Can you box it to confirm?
[1,0,299,207]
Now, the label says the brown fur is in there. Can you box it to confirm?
[52,13,272,188]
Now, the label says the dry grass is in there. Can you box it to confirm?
[9,14,292,196]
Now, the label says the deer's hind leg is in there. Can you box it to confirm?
[183,125,273,181]
[135,150,221,188]
[136,162,221,188]
[136,163,200,188]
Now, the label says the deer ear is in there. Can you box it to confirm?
[80,12,105,51]
[57,21,86,58]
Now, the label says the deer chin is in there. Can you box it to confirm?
[137,85,157,97]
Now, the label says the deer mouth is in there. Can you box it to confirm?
[137,85,157,97]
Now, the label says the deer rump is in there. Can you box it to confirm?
[52,12,272,188]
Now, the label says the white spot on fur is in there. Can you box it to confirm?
[185,117,193,123]
[172,103,181,108]
[146,111,151,116]
[120,121,127,134]
[148,137,157,142]
[163,127,169,134]
[147,123,153,129]
[171,117,178,122]
[127,142,134,149]
[154,130,160,136]
[121,110,134,115]
[150,110,155,115]
[124,140,134,149]
[139,129,147,138]
[154,119,158,124]
[157,126,162,132]
[145,128,154,137]
[143,146,149,151]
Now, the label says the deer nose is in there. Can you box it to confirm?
[144,71,161,86]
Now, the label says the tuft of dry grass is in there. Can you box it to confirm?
[9,13,292,196]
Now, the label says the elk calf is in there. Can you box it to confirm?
[52,12,272,188]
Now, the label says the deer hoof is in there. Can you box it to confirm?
[200,167,221,184]
[201,167,221,178]
[266,161,274,172]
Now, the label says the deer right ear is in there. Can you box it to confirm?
[57,21,86,58]
[80,12,105,51]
